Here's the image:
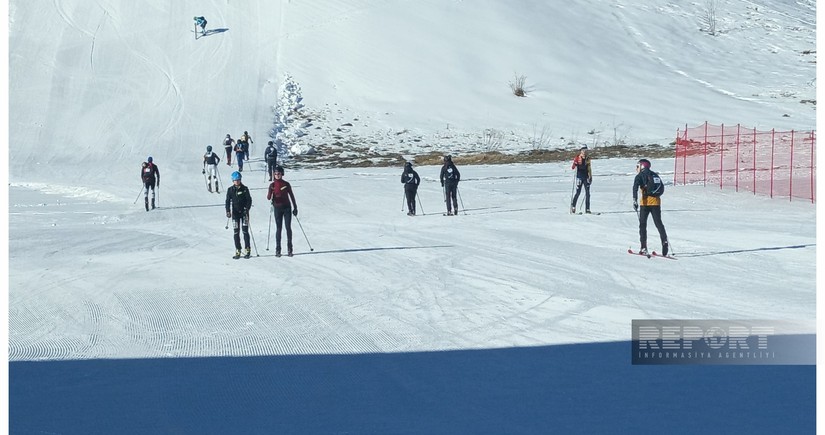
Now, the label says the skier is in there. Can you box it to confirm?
[266,166,298,257]
[570,146,592,213]
[226,171,252,259]
[240,131,253,161]
[401,161,420,215]
[264,140,278,181]
[202,145,221,193]
[194,16,207,35]
[141,156,160,211]
[439,155,461,215]
[223,134,234,166]
[234,137,246,172]
[632,159,669,256]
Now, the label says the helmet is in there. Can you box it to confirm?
[405,161,412,168]
[244,131,248,135]
[268,141,274,146]
[147,156,153,163]
[274,166,284,175]
[226,134,231,138]
[638,159,651,169]
[206,145,212,152]
[231,171,242,181]
[445,155,452,162]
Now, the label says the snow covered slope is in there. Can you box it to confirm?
[7,0,817,432]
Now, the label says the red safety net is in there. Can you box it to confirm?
[674,123,816,202]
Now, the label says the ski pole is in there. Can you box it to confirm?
[266,205,273,250]
[247,214,259,257]
[569,172,577,213]
[294,215,314,252]
[133,186,144,204]
[401,191,406,212]
[457,185,466,215]
[156,185,160,207]
[225,216,231,230]
[416,191,425,215]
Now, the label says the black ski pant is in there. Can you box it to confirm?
[143,180,156,209]
[444,182,458,213]
[232,213,250,250]
[639,206,667,249]
[273,205,293,252]
[266,159,277,180]
[405,185,418,214]
[571,177,590,210]
[225,148,232,165]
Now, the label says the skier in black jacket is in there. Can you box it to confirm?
[401,162,420,215]
[439,155,461,215]
[141,156,160,211]
[225,171,252,259]
[264,141,278,181]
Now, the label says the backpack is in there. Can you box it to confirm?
[445,165,457,180]
[643,170,665,197]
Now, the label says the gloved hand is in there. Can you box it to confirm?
[292,209,298,217]
[441,182,444,187]
[202,169,206,174]
[587,177,592,185]
[633,201,638,211]
[226,211,231,218]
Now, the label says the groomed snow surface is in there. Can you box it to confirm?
[7,0,817,433]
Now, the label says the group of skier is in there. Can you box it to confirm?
[401,155,462,217]
[222,131,254,170]
[223,166,298,259]
[140,144,670,259]
[567,146,669,256]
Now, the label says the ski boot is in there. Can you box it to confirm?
[639,247,648,255]
[662,241,669,257]
[233,249,241,259]
[275,247,281,258]
[287,246,293,257]
[585,209,592,214]
[570,206,576,214]
[145,198,149,212]
[244,247,251,259]
[151,199,156,210]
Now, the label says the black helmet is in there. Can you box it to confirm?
[268,140,274,146]
[445,155,452,162]
[274,166,284,175]
[206,145,212,152]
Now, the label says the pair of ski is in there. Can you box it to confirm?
[575,212,601,215]
[627,248,676,260]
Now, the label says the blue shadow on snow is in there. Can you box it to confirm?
[10,340,814,434]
